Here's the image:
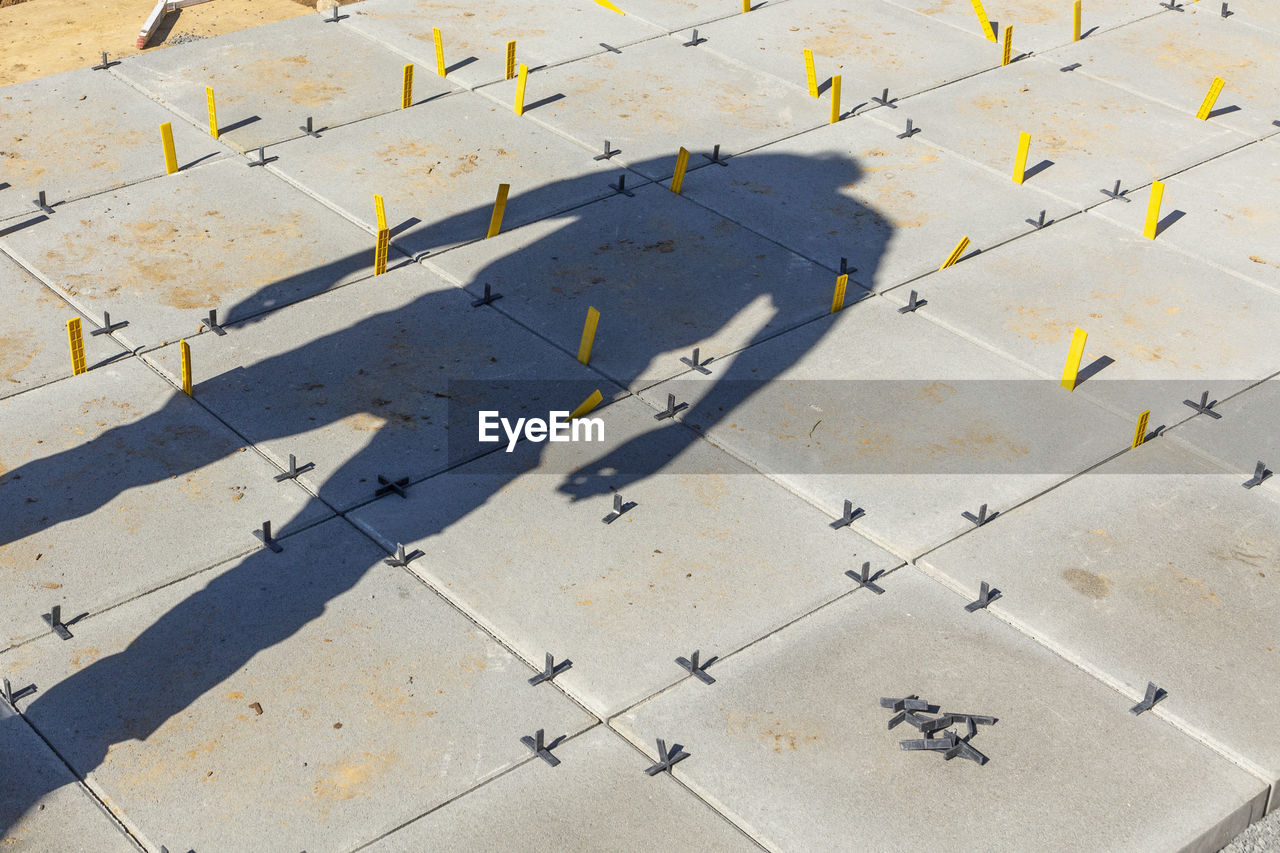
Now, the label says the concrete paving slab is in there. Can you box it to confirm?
[0,68,225,223]
[365,726,759,852]
[1,157,382,351]
[1166,377,1280,498]
[917,438,1280,800]
[114,14,456,153]
[344,0,665,90]
[0,710,139,852]
[674,114,1073,292]
[1111,139,1280,295]
[423,182,843,389]
[0,517,594,852]
[1043,5,1280,139]
[0,251,126,400]
[694,0,1000,102]
[268,89,620,260]
[350,394,904,719]
[614,565,1269,852]
[477,35,831,181]
[608,0,776,32]
[143,261,619,512]
[632,297,1132,558]
[0,358,330,651]
[882,0,1157,52]
[884,210,1280,429]
[887,55,1250,209]
[1228,0,1280,36]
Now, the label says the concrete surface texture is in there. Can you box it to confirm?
[1,0,1278,850]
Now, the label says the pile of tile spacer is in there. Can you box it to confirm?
[880,695,997,765]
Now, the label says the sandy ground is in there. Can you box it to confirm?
[0,0,343,87]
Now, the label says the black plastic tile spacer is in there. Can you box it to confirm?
[273,453,315,482]
[520,729,563,766]
[701,144,729,166]
[654,393,688,421]
[529,652,572,686]
[90,311,128,336]
[1025,209,1051,229]
[871,88,898,108]
[964,581,1002,612]
[845,561,886,594]
[879,695,936,713]
[889,710,941,730]
[682,28,707,46]
[33,190,54,214]
[1130,681,1167,715]
[675,650,717,685]
[593,139,621,160]
[943,734,989,765]
[383,542,423,567]
[643,738,690,775]
[1100,179,1131,202]
[1182,389,1223,417]
[898,290,926,313]
[299,116,322,138]
[42,605,74,640]
[91,52,119,70]
[1059,62,1082,72]
[471,283,503,306]
[1242,461,1271,489]
[1,677,37,712]
[375,474,410,499]
[599,42,622,54]
[1221,2,1232,16]
[830,499,866,529]
[253,520,283,553]
[896,118,921,139]
[1158,0,1184,10]
[609,173,635,197]
[247,146,278,167]
[900,731,957,751]
[961,503,998,527]
[680,347,713,374]
[325,4,347,22]
[602,493,637,523]
[199,308,226,336]
[838,257,856,275]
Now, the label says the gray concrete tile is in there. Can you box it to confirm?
[345,0,665,87]
[476,35,831,181]
[423,181,842,388]
[632,296,1132,558]
[882,211,1280,430]
[0,358,330,650]
[882,0,1157,52]
[1165,377,1280,498]
[1228,0,1280,35]
[0,68,225,223]
[917,438,1280,801]
[143,261,619,512]
[1043,5,1280,139]
[675,115,1073,292]
[886,55,1249,209]
[365,726,760,852]
[0,157,381,351]
[0,708,139,851]
[350,393,904,719]
[0,251,127,400]
[1105,139,1280,295]
[114,14,457,152]
[611,0,773,31]
[0,517,594,852]
[614,565,1269,852]
[268,88,619,260]
[344,0,665,90]
[695,0,999,101]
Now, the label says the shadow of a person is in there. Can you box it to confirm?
[0,149,889,839]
